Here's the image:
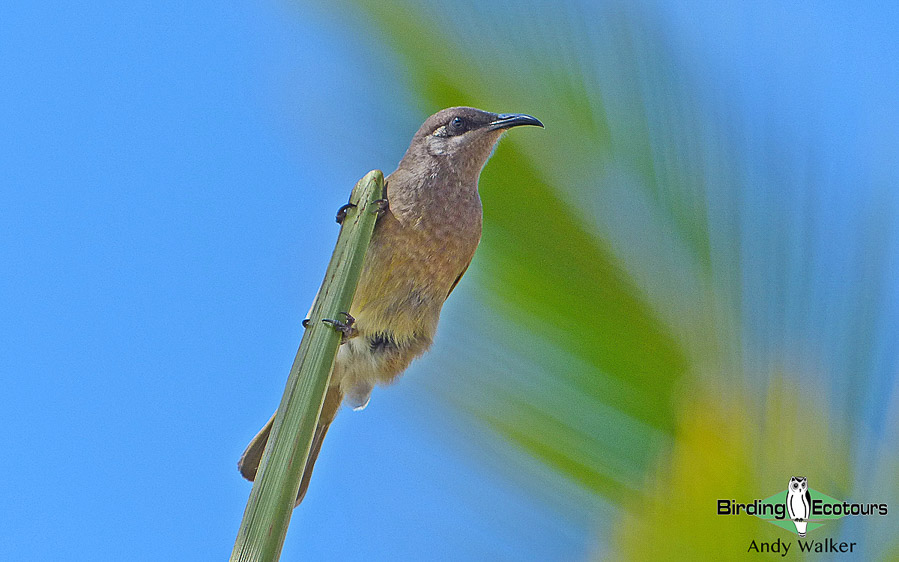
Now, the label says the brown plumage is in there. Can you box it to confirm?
[238,107,543,505]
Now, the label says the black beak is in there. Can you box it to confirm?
[487,113,544,131]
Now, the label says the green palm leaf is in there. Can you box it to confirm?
[332,0,702,502]
[314,0,897,557]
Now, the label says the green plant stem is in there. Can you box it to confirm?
[230,170,385,562]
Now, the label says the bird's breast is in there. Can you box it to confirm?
[348,195,481,343]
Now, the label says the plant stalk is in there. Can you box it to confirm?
[231,170,385,561]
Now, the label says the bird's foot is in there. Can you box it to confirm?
[336,203,357,224]
[374,198,389,218]
[322,312,357,341]
[302,319,310,328]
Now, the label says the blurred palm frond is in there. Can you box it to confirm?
[324,0,899,557]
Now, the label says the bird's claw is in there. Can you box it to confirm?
[336,203,357,224]
[302,319,310,328]
[322,312,357,341]
[374,198,389,217]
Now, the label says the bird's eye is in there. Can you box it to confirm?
[447,116,466,134]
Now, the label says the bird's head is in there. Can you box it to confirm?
[789,476,808,492]
[404,107,543,179]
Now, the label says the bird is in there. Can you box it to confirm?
[238,107,543,506]
[786,476,811,537]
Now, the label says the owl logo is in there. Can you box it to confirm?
[786,476,811,537]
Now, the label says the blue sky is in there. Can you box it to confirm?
[2,1,897,560]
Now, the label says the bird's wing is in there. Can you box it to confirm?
[446,260,472,300]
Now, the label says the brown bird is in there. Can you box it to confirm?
[238,107,543,505]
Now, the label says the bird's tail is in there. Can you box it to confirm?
[237,385,343,506]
